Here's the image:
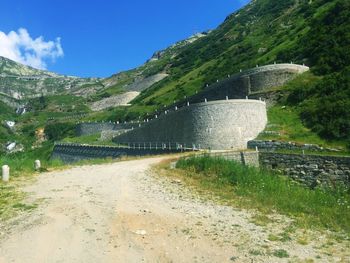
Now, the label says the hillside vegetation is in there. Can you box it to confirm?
[176,156,350,234]
[0,0,349,151]
[125,0,349,148]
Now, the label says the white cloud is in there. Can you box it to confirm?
[0,28,64,69]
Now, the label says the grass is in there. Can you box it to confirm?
[258,104,348,150]
[0,144,54,220]
[63,134,104,145]
[0,184,26,220]
[273,249,289,258]
[174,156,350,235]
[0,142,60,177]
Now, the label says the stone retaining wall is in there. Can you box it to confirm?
[259,152,350,187]
[248,140,333,152]
[113,99,267,150]
[174,64,309,106]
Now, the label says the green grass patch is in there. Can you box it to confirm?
[272,249,289,258]
[175,156,350,235]
[62,134,116,146]
[0,185,25,220]
[258,104,347,150]
[0,142,61,177]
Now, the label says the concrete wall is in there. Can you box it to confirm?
[174,64,309,106]
[113,99,267,150]
[259,152,350,188]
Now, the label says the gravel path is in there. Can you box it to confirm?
[0,157,348,262]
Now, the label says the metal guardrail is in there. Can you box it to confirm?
[113,142,202,151]
[54,142,201,151]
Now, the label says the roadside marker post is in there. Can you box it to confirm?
[2,165,10,182]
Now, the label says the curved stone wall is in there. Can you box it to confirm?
[113,99,267,150]
[175,64,309,105]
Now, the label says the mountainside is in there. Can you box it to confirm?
[120,0,348,145]
[0,56,102,100]
[0,0,349,152]
[127,0,348,106]
[0,32,207,105]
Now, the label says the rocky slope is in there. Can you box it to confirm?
[0,56,102,100]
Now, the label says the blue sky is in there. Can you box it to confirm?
[0,0,249,77]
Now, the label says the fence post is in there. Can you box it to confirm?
[2,165,10,182]
[34,160,41,171]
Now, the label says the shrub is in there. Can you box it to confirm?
[45,122,76,141]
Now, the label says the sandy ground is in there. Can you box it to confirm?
[0,157,349,263]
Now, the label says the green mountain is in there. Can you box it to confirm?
[127,0,348,105]
[0,0,349,151]
[118,0,349,146]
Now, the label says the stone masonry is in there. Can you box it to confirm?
[113,99,267,150]
[259,152,350,188]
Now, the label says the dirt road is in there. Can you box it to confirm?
[0,157,347,262]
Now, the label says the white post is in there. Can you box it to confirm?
[2,165,10,182]
[34,160,41,171]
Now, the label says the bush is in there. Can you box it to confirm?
[299,68,350,141]
[278,0,350,75]
[45,122,76,141]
